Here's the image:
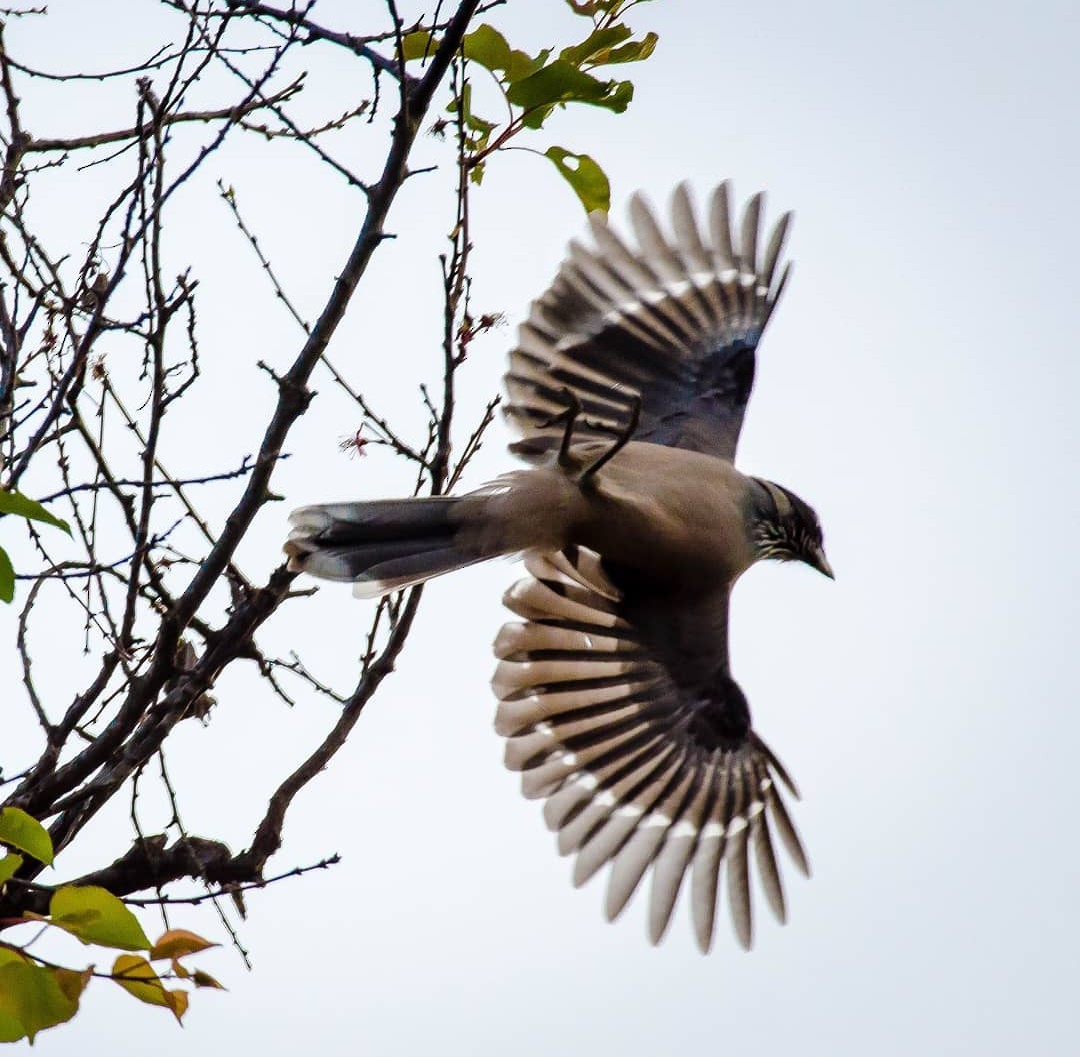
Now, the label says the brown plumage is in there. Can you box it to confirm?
[286,182,832,951]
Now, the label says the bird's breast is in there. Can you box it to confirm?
[573,443,754,589]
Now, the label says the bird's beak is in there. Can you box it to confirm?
[810,546,834,580]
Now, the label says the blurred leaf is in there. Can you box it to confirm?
[401,29,437,61]
[454,82,496,149]
[150,929,217,961]
[53,967,92,1005]
[190,969,226,991]
[508,59,610,108]
[465,109,496,136]
[508,47,549,83]
[605,32,658,64]
[569,0,647,14]
[462,25,553,87]
[545,147,611,213]
[602,79,634,112]
[508,61,632,129]
[0,1011,24,1044]
[170,987,189,1021]
[0,546,12,603]
[565,0,606,14]
[50,886,151,951]
[0,807,54,865]
[560,25,632,67]
[112,955,187,1022]
[463,24,512,73]
[0,488,71,535]
[0,852,23,885]
[0,960,79,1042]
[0,950,26,1042]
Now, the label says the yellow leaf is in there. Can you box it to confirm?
[0,808,54,865]
[150,928,217,961]
[111,955,187,1023]
[0,950,28,1043]
[0,1008,24,1044]
[50,885,151,950]
[53,967,93,1004]
[0,948,25,970]
[0,961,79,1042]
[170,989,189,1020]
[401,29,438,62]
[0,852,23,885]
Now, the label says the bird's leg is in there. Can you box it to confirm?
[536,386,582,469]
[580,396,642,481]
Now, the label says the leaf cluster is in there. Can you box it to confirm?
[0,810,220,1044]
[404,0,657,211]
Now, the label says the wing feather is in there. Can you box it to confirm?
[492,547,808,951]
[504,182,795,463]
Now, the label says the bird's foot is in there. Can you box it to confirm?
[579,395,642,480]
[536,386,583,469]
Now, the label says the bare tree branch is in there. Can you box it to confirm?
[0,1,485,922]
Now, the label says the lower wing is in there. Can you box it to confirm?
[492,546,809,952]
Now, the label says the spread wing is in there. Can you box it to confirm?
[492,547,809,951]
[503,182,792,464]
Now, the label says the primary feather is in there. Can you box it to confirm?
[503,181,792,462]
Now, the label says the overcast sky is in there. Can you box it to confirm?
[5,0,1079,1053]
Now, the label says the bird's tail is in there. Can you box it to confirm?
[285,497,496,598]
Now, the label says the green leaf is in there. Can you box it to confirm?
[463,24,512,73]
[0,488,71,535]
[601,79,634,113]
[0,1010,24,1044]
[559,25,632,67]
[0,852,24,885]
[545,147,611,214]
[112,954,188,1022]
[0,960,79,1042]
[521,104,556,131]
[0,950,27,1042]
[507,47,548,84]
[564,0,606,14]
[508,59,611,109]
[0,807,54,865]
[0,546,12,604]
[464,109,496,136]
[49,885,151,951]
[461,26,566,88]
[454,82,496,141]
[507,61,633,128]
[605,32,659,65]
[401,29,438,61]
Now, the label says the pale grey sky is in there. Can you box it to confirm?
[5,1,1079,1054]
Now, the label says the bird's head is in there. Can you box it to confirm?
[749,478,833,579]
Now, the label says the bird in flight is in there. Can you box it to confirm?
[286,182,832,952]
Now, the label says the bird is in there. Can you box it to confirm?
[285,181,832,952]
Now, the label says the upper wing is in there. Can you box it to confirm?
[492,546,808,952]
[503,182,792,463]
